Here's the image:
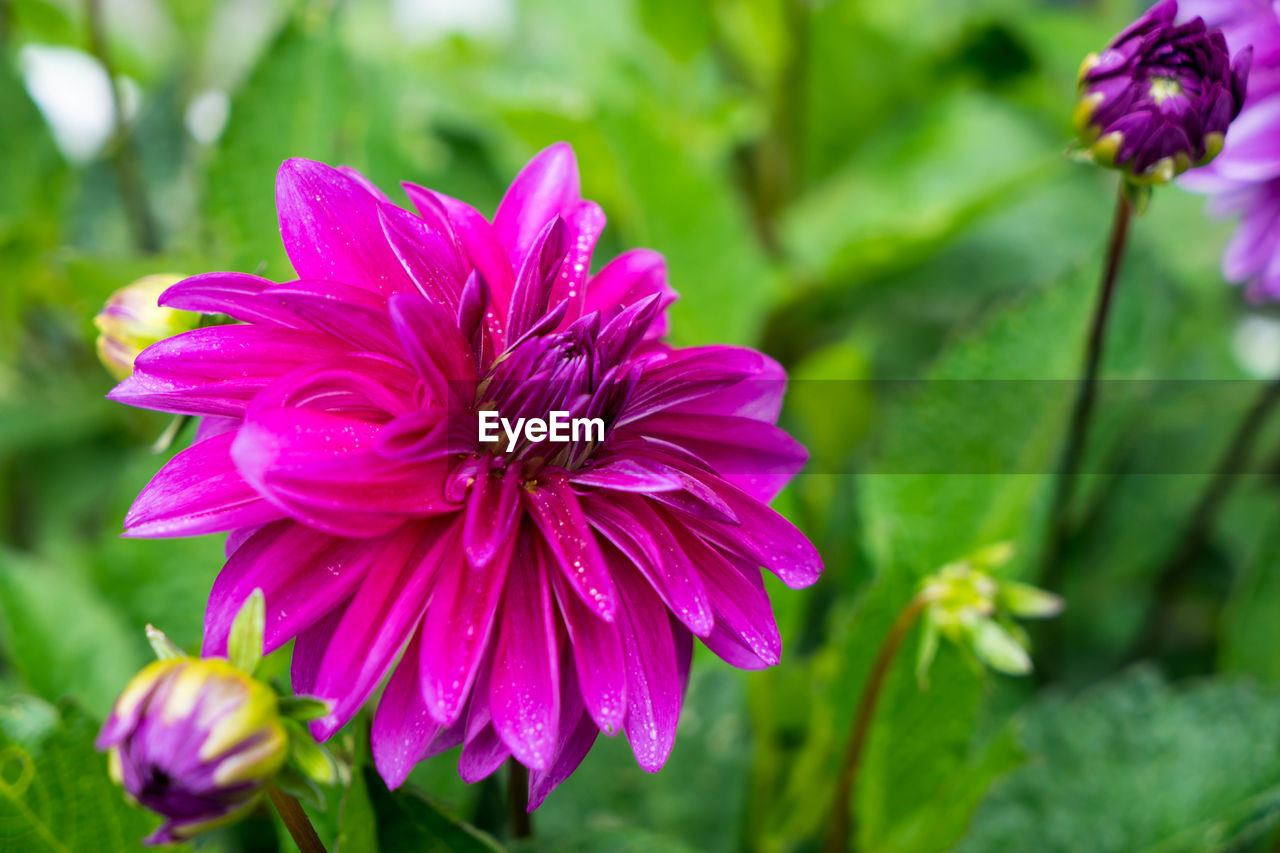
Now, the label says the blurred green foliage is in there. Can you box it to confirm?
[2,0,1280,851]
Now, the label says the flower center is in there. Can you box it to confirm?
[1148,76,1183,105]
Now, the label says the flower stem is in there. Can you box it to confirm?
[84,0,160,253]
[507,759,533,840]
[1043,180,1134,585]
[1130,376,1280,659]
[268,787,327,853]
[822,592,930,853]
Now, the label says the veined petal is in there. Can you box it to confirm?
[523,473,617,620]
[388,292,477,406]
[308,520,456,738]
[201,520,379,657]
[159,272,299,326]
[378,202,466,309]
[586,494,714,637]
[123,431,283,538]
[458,723,510,784]
[493,142,581,270]
[418,530,513,725]
[489,528,561,770]
[372,629,444,789]
[549,566,626,735]
[263,280,396,353]
[404,184,515,320]
[611,555,683,772]
[276,159,414,294]
[585,248,676,340]
[463,464,522,568]
[232,407,454,537]
[109,326,352,418]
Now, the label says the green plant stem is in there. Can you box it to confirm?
[1130,376,1280,659]
[268,787,327,853]
[85,0,160,253]
[507,759,532,840]
[822,592,930,853]
[1043,180,1134,585]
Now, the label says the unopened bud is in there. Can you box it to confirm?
[94,274,198,380]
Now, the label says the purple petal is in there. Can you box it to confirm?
[550,200,606,321]
[611,555,683,772]
[378,202,466,309]
[550,567,627,735]
[159,272,299,326]
[388,292,477,406]
[523,474,617,621]
[372,628,441,789]
[568,458,683,493]
[404,184,516,324]
[418,531,512,725]
[463,464,522,568]
[201,520,377,657]
[489,530,561,770]
[507,217,570,341]
[458,723,510,784]
[307,519,458,738]
[276,159,414,294]
[263,280,397,353]
[109,326,353,418]
[585,248,677,339]
[232,407,454,537]
[123,432,283,538]
[493,143,581,270]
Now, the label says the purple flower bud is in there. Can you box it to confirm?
[96,658,288,845]
[94,274,199,381]
[1074,0,1252,184]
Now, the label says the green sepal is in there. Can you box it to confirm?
[997,581,1064,620]
[284,717,339,786]
[227,588,266,675]
[279,695,332,722]
[1122,179,1152,215]
[969,618,1032,676]
[145,624,186,661]
[275,765,326,811]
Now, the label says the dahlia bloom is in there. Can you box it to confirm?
[96,658,288,844]
[110,143,822,805]
[1178,0,1280,299]
[1074,0,1250,184]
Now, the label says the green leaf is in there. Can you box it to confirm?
[957,669,1280,853]
[362,766,501,853]
[0,550,142,717]
[204,17,364,277]
[337,720,379,853]
[0,701,186,851]
[226,588,265,675]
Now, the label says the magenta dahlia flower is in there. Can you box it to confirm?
[110,143,821,805]
[1074,0,1251,184]
[1178,0,1280,299]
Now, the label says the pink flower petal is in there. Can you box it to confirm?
[276,158,414,294]
[493,142,581,271]
[123,432,283,538]
[489,530,561,770]
[523,473,617,621]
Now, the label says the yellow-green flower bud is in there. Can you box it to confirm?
[94,274,198,380]
[96,658,288,845]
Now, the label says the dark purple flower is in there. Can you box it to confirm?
[108,143,822,806]
[1074,0,1251,183]
[1179,0,1280,299]
[96,659,288,845]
